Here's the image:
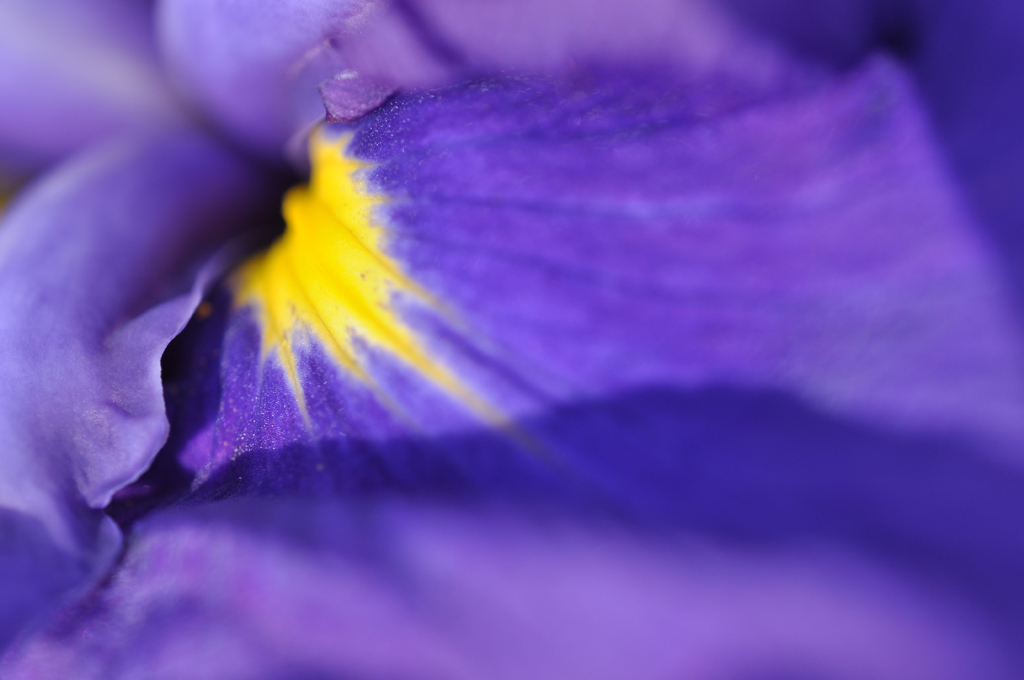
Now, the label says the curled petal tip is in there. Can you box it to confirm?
[318,71,398,123]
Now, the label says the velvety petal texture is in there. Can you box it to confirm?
[158,0,793,160]
[0,0,183,180]
[13,59,1013,676]
[0,132,278,648]
[2,0,1021,676]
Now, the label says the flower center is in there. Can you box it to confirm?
[233,129,492,424]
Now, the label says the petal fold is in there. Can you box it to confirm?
[0,131,278,648]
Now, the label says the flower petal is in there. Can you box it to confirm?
[0,131,278,648]
[157,0,794,160]
[3,499,1014,679]
[0,0,184,179]
[158,59,1024,503]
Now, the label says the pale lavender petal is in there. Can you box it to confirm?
[157,0,378,159]
[0,0,184,179]
[0,131,278,648]
[157,0,795,160]
[1,499,1013,679]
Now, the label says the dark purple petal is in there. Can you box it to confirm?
[168,60,1024,491]
[911,0,1024,309]
[717,0,889,67]
[0,131,278,648]
[0,0,184,179]
[3,499,1014,679]
[373,60,1024,442]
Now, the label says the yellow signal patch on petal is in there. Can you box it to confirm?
[232,129,502,428]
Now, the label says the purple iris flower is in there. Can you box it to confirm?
[2,1,1024,677]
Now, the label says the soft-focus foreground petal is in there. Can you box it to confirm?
[1,499,1014,679]
[158,0,371,161]
[158,0,792,160]
[75,59,1024,672]
[0,0,184,181]
[0,132,278,648]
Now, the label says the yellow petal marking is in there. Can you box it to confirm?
[232,129,506,430]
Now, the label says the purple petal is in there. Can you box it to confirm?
[0,0,184,179]
[2,499,1013,678]
[365,59,1024,443]
[318,72,397,124]
[94,61,1024,668]
[162,59,1024,494]
[157,0,795,160]
[0,131,278,647]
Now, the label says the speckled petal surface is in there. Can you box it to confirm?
[0,0,184,180]
[0,131,278,649]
